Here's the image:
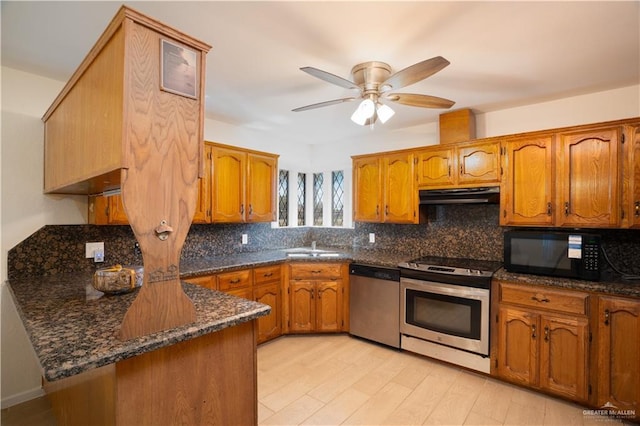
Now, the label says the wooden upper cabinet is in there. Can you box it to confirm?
[42,6,210,195]
[383,152,417,223]
[417,140,500,188]
[501,136,555,226]
[458,141,501,185]
[417,148,455,187]
[352,152,417,223]
[627,125,640,228]
[211,145,246,223]
[88,194,129,225]
[247,153,277,222]
[209,142,278,223]
[353,156,383,222]
[193,144,213,223]
[556,127,621,227]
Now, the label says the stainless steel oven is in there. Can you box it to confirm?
[398,257,502,373]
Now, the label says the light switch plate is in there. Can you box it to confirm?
[85,242,105,258]
[242,234,248,244]
[369,233,375,243]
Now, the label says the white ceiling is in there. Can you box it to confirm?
[2,1,639,145]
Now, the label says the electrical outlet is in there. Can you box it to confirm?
[85,242,105,259]
[369,233,375,243]
[242,234,248,244]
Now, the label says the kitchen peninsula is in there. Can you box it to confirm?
[8,272,270,425]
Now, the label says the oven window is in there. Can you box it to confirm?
[405,289,481,340]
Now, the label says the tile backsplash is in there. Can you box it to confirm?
[7,204,640,279]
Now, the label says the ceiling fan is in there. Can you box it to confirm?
[292,57,455,126]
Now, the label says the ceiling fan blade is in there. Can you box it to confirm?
[380,56,450,91]
[292,97,357,112]
[385,93,455,109]
[300,67,359,90]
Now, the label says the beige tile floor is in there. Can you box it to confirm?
[1,334,631,426]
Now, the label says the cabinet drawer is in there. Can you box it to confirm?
[217,269,252,291]
[499,282,588,315]
[254,264,281,285]
[290,263,342,280]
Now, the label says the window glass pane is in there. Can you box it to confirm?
[278,170,289,226]
[313,173,324,226]
[331,170,344,226]
[297,173,306,226]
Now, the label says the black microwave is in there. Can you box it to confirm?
[504,230,601,281]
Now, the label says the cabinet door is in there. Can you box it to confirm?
[316,281,342,332]
[629,126,640,228]
[539,315,589,401]
[457,141,501,185]
[211,146,246,222]
[254,282,282,343]
[501,136,554,226]
[497,306,539,386]
[247,153,277,222]
[383,152,417,224]
[416,148,455,187]
[289,281,315,333]
[557,128,621,227]
[193,144,212,223]
[353,157,382,222]
[596,296,640,414]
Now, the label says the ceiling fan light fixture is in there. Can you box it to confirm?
[351,98,375,125]
[376,103,395,124]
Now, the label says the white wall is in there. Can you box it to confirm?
[1,65,639,406]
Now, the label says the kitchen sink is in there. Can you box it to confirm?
[283,247,341,258]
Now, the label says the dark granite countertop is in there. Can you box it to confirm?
[8,273,270,381]
[494,269,640,298]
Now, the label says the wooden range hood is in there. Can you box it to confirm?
[42,5,211,340]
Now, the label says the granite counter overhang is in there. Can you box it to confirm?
[7,274,271,382]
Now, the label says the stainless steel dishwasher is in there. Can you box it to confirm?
[349,263,401,348]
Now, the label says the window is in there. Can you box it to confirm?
[313,173,324,226]
[297,173,306,226]
[278,170,289,226]
[331,170,344,226]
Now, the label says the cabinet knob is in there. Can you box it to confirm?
[564,202,570,216]
[531,324,537,339]
[635,201,639,217]
[604,309,610,326]
[544,326,549,342]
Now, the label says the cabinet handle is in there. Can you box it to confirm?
[460,165,463,175]
[531,295,550,303]
[240,204,245,214]
[564,202,570,216]
[385,205,389,215]
[311,270,322,274]
[531,324,537,339]
[448,165,451,177]
[263,272,273,277]
[318,289,322,299]
[249,204,253,216]
[544,326,549,342]
[547,202,552,216]
[376,205,379,215]
[604,309,610,326]
[229,278,241,284]
[635,201,639,217]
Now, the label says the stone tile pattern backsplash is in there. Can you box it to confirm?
[7,204,640,279]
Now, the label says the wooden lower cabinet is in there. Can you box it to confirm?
[288,262,347,333]
[289,280,342,333]
[594,295,640,417]
[253,265,283,344]
[496,281,590,402]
